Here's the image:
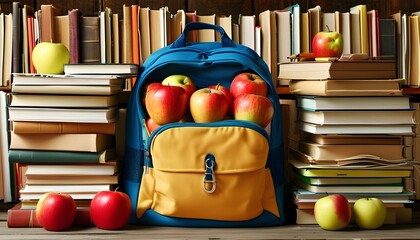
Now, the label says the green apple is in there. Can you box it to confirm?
[353,198,387,229]
[32,42,70,74]
[314,194,351,231]
[162,74,196,98]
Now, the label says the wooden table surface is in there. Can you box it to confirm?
[1,209,420,240]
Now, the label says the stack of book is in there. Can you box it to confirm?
[279,59,416,224]
[6,64,136,215]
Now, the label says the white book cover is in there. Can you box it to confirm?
[0,91,11,202]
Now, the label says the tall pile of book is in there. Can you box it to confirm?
[279,59,417,225]
[6,63,136,227]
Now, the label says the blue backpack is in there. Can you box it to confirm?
[123,22,286,227]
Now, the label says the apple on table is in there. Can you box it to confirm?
[312,27,344,58]
[36,192,77,231]
[314,194,351,231]
[90,190,132,230]
[32,42,70,74]
[353,197,387,229]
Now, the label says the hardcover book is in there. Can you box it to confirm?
[25,174,119,185]
[69,9,80,64]
[289,79,403,96]
[12,121,116,135]
[23,163,118,177]
[279,60,397,80]
[80,16,100,63]
[7,203,93,228]
[9,148,116,164]
[8,107,118,123]
[63,63,139,76]
[10,94,120,108]
[294,174,403,186]
[12,73,125,86]
[300,132,404,145]
[297,121,414,135]
[10,132,115,152]
[299,141,407,161]
[289,159,413,178]
[295,181,403,193]
[11,84,123,95]
[291,148,411,167]
[296,96,410,111]
[298,109,414,125]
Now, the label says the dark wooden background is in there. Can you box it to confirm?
[1,0,419,23]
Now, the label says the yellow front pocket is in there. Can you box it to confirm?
[145,123,274,221]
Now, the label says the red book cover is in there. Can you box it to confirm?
[131,5,140,87]
[186,11,197,43]
[27,16,36,73]
[7,204,93,228]
[69,9,80,64]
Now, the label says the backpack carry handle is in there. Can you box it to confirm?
[171,22,237,48]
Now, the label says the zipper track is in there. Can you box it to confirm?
[136,47,277,118]
[144,120,269,169]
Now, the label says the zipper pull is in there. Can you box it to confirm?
[203,154,216,193]
[145,150,151,174]
[142,118,150,174]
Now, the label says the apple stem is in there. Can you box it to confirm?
[114,187,120,192]
[326,25,331,32]
[216,83,220,90]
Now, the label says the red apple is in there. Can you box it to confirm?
[141,82,161,108]
[145,117,161,135]
[36,192,76,231]
[314,194,351,231]
[90,190,132,230]
[233,94,273,128]
[230,72,268,98]
[208,84,234,116]
[189,88,229,123]
[145,83,188,125]
[162,74,196,98]
[312,30,343,58]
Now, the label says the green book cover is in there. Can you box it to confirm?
[9,149,116,164]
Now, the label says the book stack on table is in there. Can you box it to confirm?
[279,59,417,224]
[6,63,138,227]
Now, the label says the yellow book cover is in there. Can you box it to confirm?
[350,4,368,54]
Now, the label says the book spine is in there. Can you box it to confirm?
[12,2,22,74]
[69,9,80,64]
[9,149,105,164]
[10,133,114,152]
[13,122,116,135]
[7,208,93,228]
[380,18,397,61]
[80,16,100,63]
[40,4,59,43]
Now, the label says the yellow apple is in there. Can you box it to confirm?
[353,197,387,229]
[32,42,70,74]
